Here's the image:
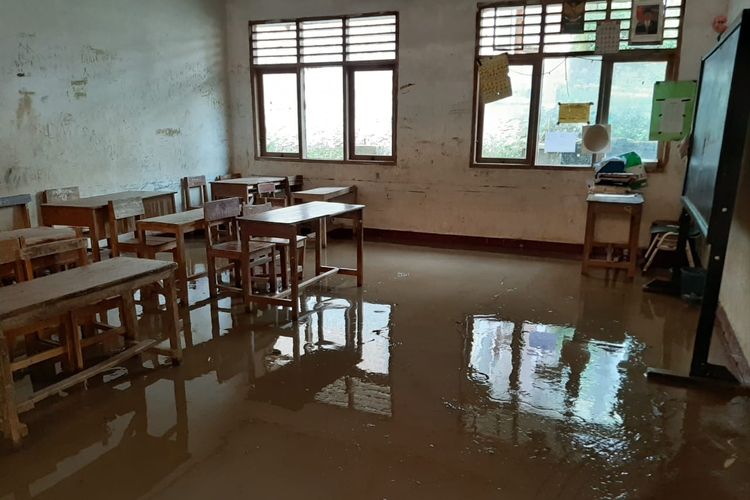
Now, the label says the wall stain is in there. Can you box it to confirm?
[156,128,182,137]
[16,90,35,127]
[81,45,118,64]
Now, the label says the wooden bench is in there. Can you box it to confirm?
[0,257,182,448]
[0,227,88,281]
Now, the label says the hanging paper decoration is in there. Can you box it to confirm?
[558,102,592,124]
[595,20,621,54]
[582,124,612,154]
[479,54,512,104]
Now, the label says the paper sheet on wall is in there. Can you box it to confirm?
[545,131,578,153]
[660,98,687,135]
[649,80,697,141]
[559,102,592,124]
[595,20,621,54]
[479,54,512,104]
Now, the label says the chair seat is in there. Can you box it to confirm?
[118,235,176,247]
[253,235,306,247]
[211,240,274,255]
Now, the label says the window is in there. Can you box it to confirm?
[473,1,683,168]
[250,13,398,162]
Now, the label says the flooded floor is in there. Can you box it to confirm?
[1,240,749,499]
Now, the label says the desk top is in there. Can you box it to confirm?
[211,176,286,186]
[41,191,175,209]
[138,208,204,228]
[0,257,176,322]
[587,193,644,205]
[238,201,364,225]
[293,186,354,198]
[0,226,78,245]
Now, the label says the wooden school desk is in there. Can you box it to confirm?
[292,186,358,248]
[40,191,176,261]
[237,201,364,320]
[0,257,182,447]
[136,208,206,305]
[210,176,290,203]
[582,193,644,279]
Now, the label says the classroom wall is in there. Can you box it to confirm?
[225,0,724,245]
[0,0,230,220]
[729,0,750,20]
[720,0,750,371]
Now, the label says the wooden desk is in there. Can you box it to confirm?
[292,186,358,248]
[238,201,364,321]
[0,257,182,447]
[210,176,290,204]
[136,209,205,305]
[582,193,644,279]
[40,191,176,261]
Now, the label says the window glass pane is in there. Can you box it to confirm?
[537,57,602,166]
[303,67,344,160]
[262,73,298,154]
[480,65,533,160]
[353,70,393,156]
[608,61,667,161]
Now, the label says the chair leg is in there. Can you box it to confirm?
[269,249,277,294]
[298,240,306,279]
[207,254,218,297]
[279,245,288,290]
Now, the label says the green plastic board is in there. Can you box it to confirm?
[649,80,698,141]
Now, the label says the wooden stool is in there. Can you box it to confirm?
[582,193,644,279]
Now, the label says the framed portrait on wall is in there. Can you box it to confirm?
[562,1,587,34]
[629,0,665,44]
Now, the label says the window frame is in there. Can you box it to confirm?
[249,12,399,165]
[471,1,684,171]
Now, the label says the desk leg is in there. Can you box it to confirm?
[174,228,189,305]
[355,210,364,287]
[290,225,300,321]
[242,235,253,310]
[89,211,102,262]
[582,203,596,276]
[163,274,183,364]
[0,328,27,448]
[321,218,328,248]
[315,219,323,276]
[628,207,642,280]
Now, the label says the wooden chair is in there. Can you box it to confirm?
[0,236,91,376]
[243,202,307,290]
[204,198,275,298]
[0,194,32,231]
[256,182,288,208]
[107,198,177,259]
[181,175,209,210]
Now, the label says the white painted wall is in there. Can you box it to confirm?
[729,0,750,20]
[225,0,724,245]
[0,0,230,221]
[721,1,750,369]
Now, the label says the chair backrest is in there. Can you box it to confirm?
[0,238,24,283]
[181,175,209,210]
[107,198,145,257]
[242,202,273,217]
[17,230,88,279]
[0,194,32,230]
[204,198,242,247]
[43,186,80,203]
[257,183,276,196]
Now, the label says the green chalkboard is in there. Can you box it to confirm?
[649,80,698,141]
